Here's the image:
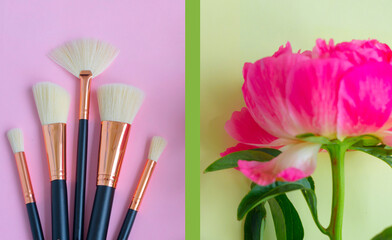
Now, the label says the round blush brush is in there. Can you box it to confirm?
[86,84,144,240]
[33,82,71,240]
[49,39,119,240]
[7,128,44,240]
[117,136,167,240]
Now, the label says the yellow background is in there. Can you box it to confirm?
[201,0,392,239]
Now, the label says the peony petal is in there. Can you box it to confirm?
[237,142,321,186]
[273,42,292,57]
[338,62,392,138]
[225,107,278,145]
[311,39,335,59]
[286,59,352,138]
[373,130,392,147]
[334,40,392,64]
[313,38,392,65]
[382,133,392,146]
[242,50,309,139]
[300,50,313,58]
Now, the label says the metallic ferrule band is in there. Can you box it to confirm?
[129,159,156,211]
[97,121,131,188]
[79,70,93,120]
[42,123,66,181]
[14,152,35,204]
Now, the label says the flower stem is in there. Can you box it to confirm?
[325,144,347,240]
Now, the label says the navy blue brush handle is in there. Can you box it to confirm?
[73,119,88,240]
[86,186,115,240]
[117,209,138,240]
[51,180,69,240]
[26,202,44,240]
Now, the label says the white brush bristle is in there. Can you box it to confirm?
[97,84,145,124]
[49,39,119,78]
[33,82,71,125]
[7,128,24,153]
[148,136,167,161]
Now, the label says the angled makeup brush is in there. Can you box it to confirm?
[117,136,167,240]
[49,39,119,240]
[33,82,71,240]
[7,128,44,240]
[86,84,144,240]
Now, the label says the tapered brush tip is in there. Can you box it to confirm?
[97,83,145,124]
[33,82,71,125]
[7,128,24,153]
[148,136,167,162]
[49,38,119,78]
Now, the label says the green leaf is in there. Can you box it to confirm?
[302,188,328,234]
[345,135,381,147]
[295,133,315,138]
[268,194,304,240]
[237,178,312,220]
[359,135,381,146]
[204,148,280,173]
[305,175,315,190]
[250,182,257,189]
[244,203,267,240]
[295,177,330,235]
[372,226,392,240]
[296,133,330,144]
[350,145,392,168]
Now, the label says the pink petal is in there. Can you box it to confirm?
[338,62,392,138]
[242,50,309,138]
[272,42,292,57]
[237,143,321,186]
[300,50,313,58]
[334,40,392,64]
[313,39,392,65]
[382,134,392,146]
[373,131,392,146]
[311,39,335,59]
[225,108,278,145]
[286,59,352,138]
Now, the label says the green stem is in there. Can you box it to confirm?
[325,144,347,240]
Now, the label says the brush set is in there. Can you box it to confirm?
[7,39,167,240]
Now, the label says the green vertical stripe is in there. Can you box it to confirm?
[185,0,200,239]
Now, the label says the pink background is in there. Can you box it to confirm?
[0,1,184,239]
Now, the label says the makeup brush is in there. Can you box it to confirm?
[49,39,119,240]
[33,82,71,240]
[117,136,167,240]
[7,128,44,240]
[86,84,144,240]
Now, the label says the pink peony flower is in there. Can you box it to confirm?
[225,39,392,186]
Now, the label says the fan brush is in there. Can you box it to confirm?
[49,38,119,240]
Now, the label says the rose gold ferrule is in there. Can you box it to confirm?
[97,121,131,188]
[79,70,93,120]
[42,123,66,181]
[14,152,35,204]
[129,159,157,211]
